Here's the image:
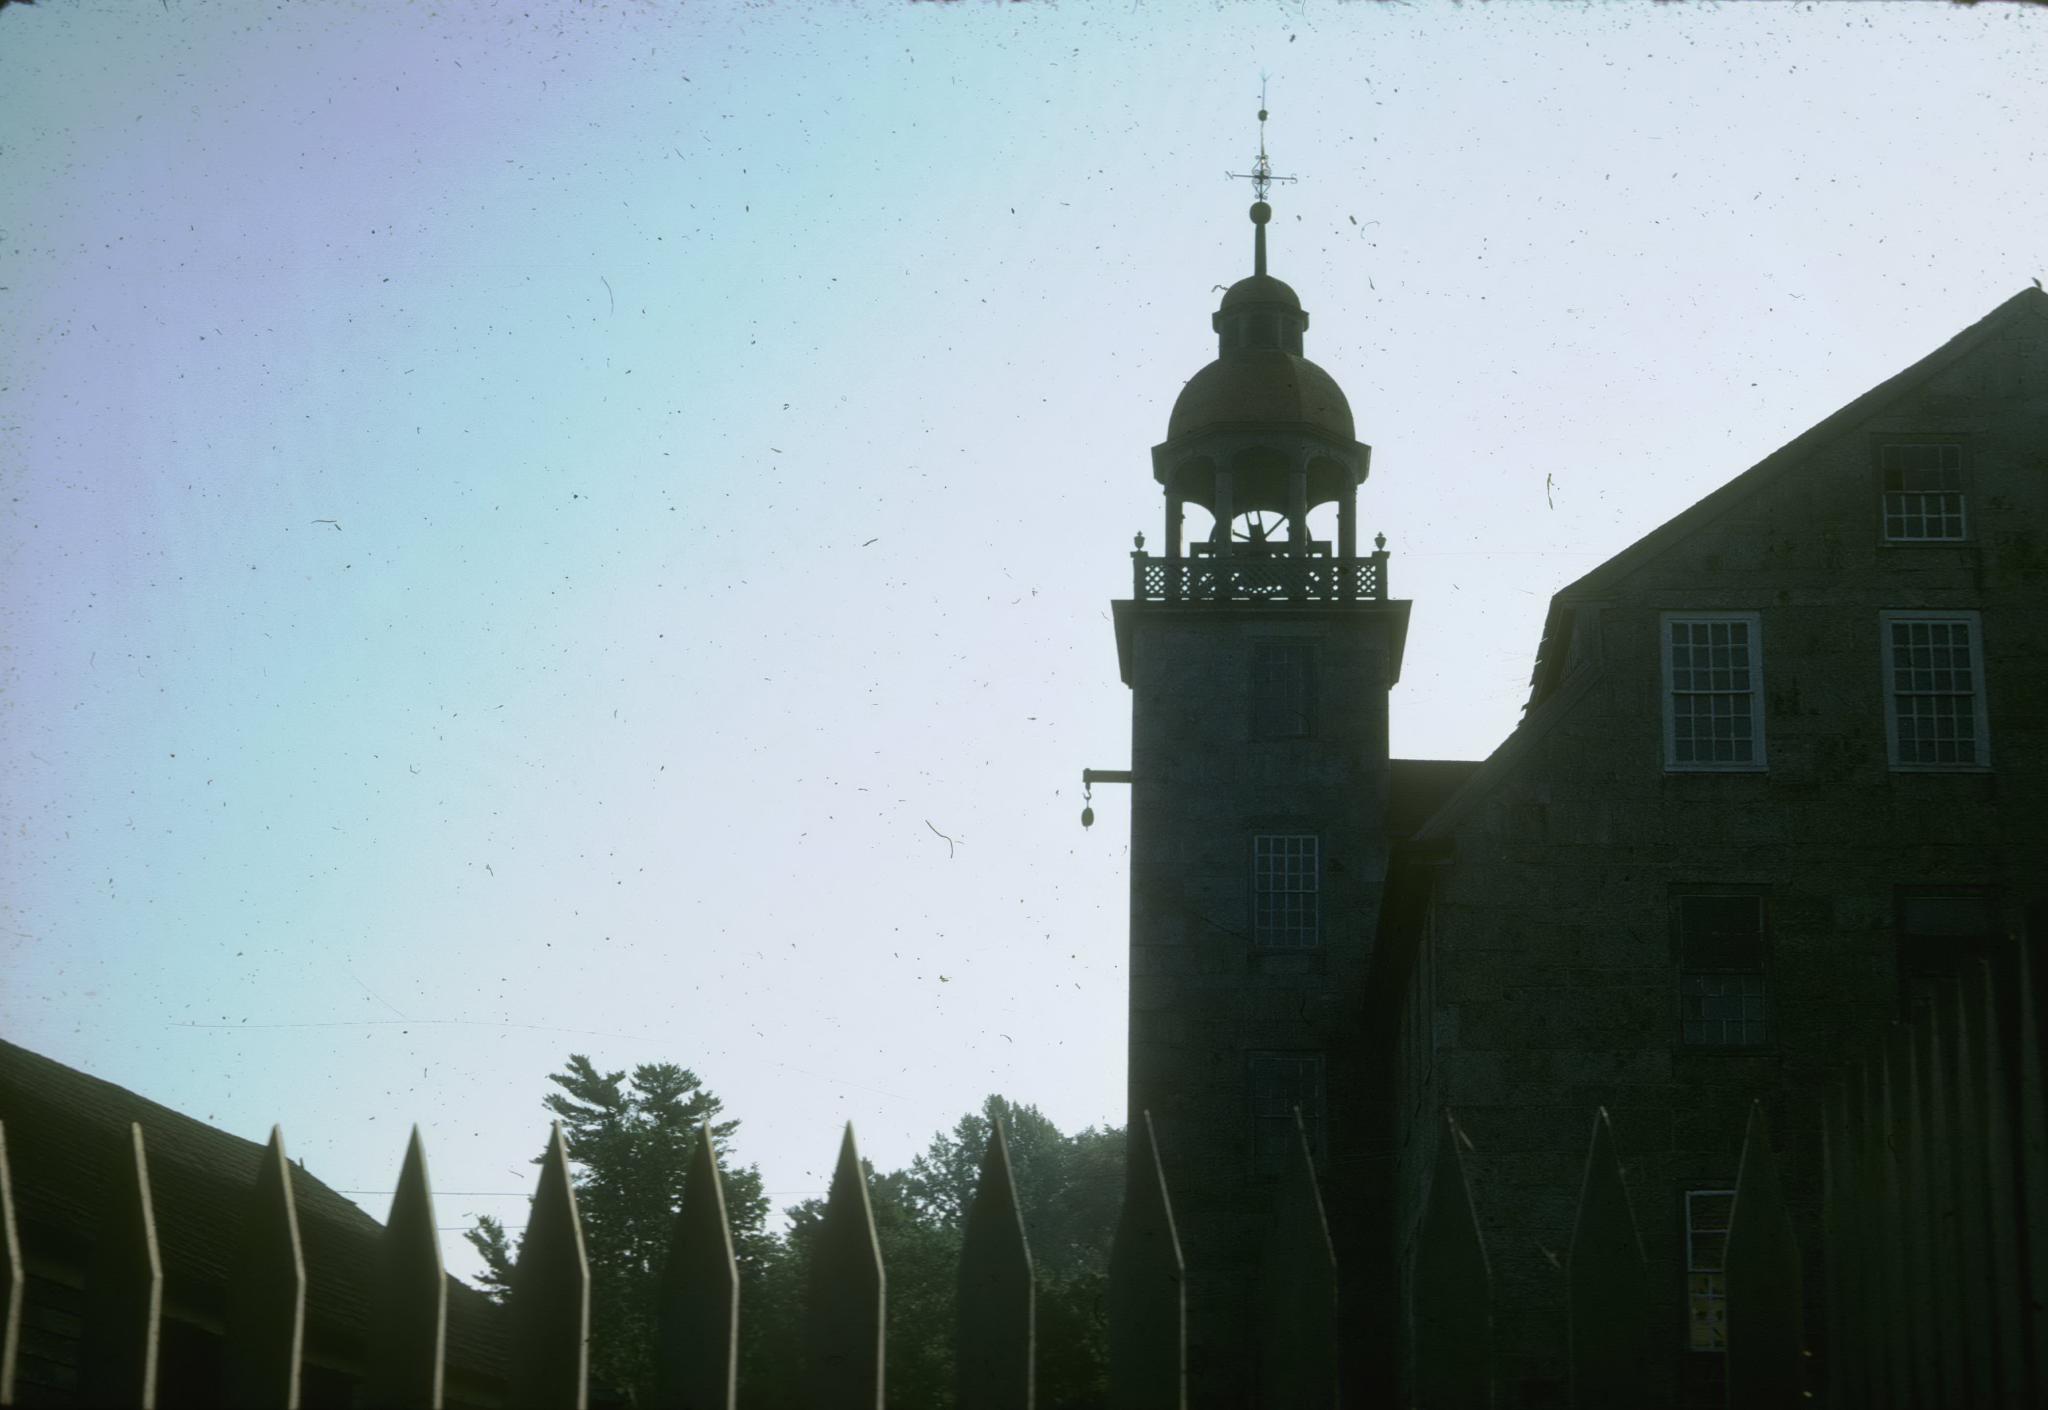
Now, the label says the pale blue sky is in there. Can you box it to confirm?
[3,1,2042,1278]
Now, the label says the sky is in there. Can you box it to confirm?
[2,1,2043,1282]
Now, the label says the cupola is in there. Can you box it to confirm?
[1152,185,1370,560]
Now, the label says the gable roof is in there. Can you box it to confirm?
[1423,285,2048,843]
[0,1038,508,1379]
[1532,284,2048,679]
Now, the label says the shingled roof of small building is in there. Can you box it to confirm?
[0,1037,510,1381]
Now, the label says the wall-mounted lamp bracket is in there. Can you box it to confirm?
[1079,767,1133,829]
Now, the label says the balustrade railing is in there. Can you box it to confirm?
[1132,551,1388,603]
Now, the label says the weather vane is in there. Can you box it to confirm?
[1226,78,1297,203]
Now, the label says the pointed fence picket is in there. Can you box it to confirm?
[1566,1108,1646,1406]
[0,1123,21,1409]
[1107,1110,1184,1410]
[507,1125,589,1409]
[807,1123,885,1410]
[1411,1110,1491,1410]
[223,1126,305,1409]
[79,1123,160,1410]
[1256,1107,1338,1409]
[1917,1014,1965,1407]
[956,1119,1034,1410]
[2014,929,2048,1394]
[366,1127,446,1410]
[1820,1079,1864,1410]
[655,1121,739,1410]
[1723,1102,1803,1407]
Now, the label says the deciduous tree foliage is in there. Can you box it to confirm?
[471,1068,1120,1409]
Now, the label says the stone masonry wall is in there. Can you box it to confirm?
[1398,300,2048,1409]
[1126,599,1401,1407]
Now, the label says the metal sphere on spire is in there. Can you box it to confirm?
[1227,82,1295,277]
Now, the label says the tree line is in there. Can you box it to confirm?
[466,1055,1123,1408]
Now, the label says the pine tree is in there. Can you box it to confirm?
[466,1055,770,1402]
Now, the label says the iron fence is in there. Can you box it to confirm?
[1,944,2042,1406]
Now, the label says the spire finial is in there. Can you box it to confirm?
[1226,79,1296,277]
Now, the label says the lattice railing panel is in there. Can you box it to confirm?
[1132,554,1386,603]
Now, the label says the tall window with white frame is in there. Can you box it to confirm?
[1676,894,1768,1046]
[1881,611,1989,769]
[1880,441,1967,542]
[1247,1051,1323,1175]
[1251,834,1319,947]
[1662,613,1765,771]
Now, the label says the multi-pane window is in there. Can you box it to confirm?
[1248,1052,1324,1174]
[1880,442,1966,542]
[1677,895,1768,1046]
[1882,612,1988,768]
[1251,835,1319,947]
[1686,1189,1736,1352]
[1250,639,1315,739]
[1663,614,1765,770]
[1898,888,1996,1021]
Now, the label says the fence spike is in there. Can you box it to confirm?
[1412,1110,1492,1410]
[1565,1108,1645,1408]
[1108,1110,1183,1410]
[957,1118,1034,1410]
[0,1122,21,1409]
[81,1122,161,1409]
[364,1126,446,1410]
[1724,1101,1804,1409]
[2014,920,2048,1403]
[1945,970,1996,1406]
[1257,1107,1337,1409]
[1884,1024,1933,1401]
[656,1120,739,1410]
[508,1123,590,1409]
[1919,1008,1968,1406]
[1875,1032,1914,1405]
[1967,959,2027,1398]
[1821,1080,1869,1410]
[224,1125,306,1409]
[806,1122,885,1410]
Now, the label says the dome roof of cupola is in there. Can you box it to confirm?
[1167,352,1354,442]
[1160,198,1357,449]
[1218,273,1301,311]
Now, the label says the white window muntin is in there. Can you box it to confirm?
[1880,610,1989,770]
[1662,613,1766,772]
[1251,834,1319,947]
[1879,442,1967,543]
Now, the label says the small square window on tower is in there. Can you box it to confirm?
[1662,614,1765,771]
[1881,611,1989,769]
[1879,441,1967,542]
[1676,894,1768,1047]
[1247,1051,1324,1175]
[1251,834,1319,947]
[1250,638,1315,739]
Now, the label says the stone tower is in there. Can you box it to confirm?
[1111,185,1410,1402]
